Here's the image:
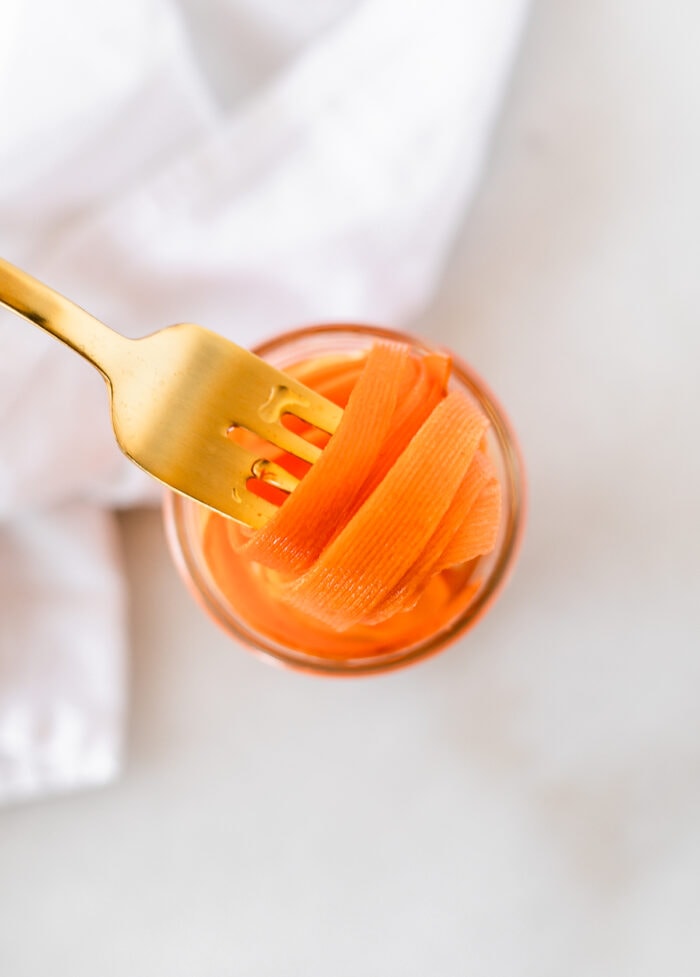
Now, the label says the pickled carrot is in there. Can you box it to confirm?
[203,341,502,651]
[240,343,415,574]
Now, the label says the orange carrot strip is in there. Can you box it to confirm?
[281,391,488,629]
[364,449,494,622]
[438,477,501,568]
[357,352,450,500]
[240,342,414,573]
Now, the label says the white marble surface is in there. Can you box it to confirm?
[1,1,699,974]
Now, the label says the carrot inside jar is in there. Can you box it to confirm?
[201,341,502,661]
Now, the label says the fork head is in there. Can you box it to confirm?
[107,323,343,528]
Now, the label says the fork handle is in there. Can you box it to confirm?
[0,258,129,380]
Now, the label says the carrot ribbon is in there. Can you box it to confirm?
[235,342,501,631]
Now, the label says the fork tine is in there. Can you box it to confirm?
[254,422,324,465]
[285,389,343,435]
[251,459,299,494]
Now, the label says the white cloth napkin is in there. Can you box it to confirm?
[0,0,528,804]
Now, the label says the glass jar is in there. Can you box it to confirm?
[164,324,525,676]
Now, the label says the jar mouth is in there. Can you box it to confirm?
[163,324,526,676]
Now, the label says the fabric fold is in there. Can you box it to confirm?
[0,0,528,803]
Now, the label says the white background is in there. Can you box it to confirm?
[1,1,699,974]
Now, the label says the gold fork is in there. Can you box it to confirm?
[0,259,343,528]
